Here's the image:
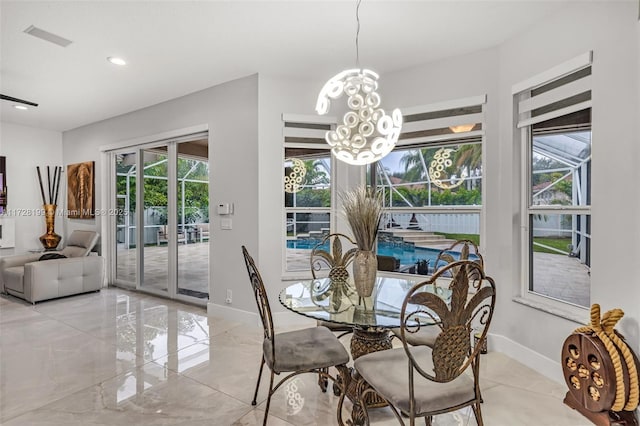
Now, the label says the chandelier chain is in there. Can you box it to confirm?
[355,0,361,69]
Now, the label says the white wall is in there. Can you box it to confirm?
[373,1,639,382]
[495,1,640,368]
[257,75,326,312]
[62,74,259,313]
[0,122,63,251]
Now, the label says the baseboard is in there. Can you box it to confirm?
[488,333,563,385]
[207,302,259,326]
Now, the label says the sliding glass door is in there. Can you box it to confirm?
[110,135,209,305]
[177,151,209,299]
[115,151,137,287]
[141,147,170,293]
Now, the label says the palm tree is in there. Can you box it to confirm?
[303,159,330,186]
[453,144,482,170]
[400,148,434,182]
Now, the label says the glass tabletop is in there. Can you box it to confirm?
[279,276,451,329]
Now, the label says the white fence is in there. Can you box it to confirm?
[384,213,480,235]
[532,215,571,238]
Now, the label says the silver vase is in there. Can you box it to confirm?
[353,250,377,297]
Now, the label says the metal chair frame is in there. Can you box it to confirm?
[339,260,496,426]
[310,232,358,280]
[310,233,358,339]
[242,246,349,425]
[434,239,484,272]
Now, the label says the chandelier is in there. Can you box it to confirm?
[315,0,402,166]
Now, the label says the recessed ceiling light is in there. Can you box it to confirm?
[107,56,127,66]
[14,105,28,110]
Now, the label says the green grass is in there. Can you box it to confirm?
[532,237,571,254]
[434,233,571,255]
[435,233,480,246]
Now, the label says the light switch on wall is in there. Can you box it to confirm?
[220,218,232,230]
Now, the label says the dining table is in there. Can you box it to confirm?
[279,275,451,409]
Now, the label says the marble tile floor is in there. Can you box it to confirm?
[0,287,590,425]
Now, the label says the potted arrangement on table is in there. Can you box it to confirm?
[341,185,383,298]
[416,259,430,275]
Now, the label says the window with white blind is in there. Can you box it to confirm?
[369,96,486,275]
[514,52,592,309]
[282,114,335,273]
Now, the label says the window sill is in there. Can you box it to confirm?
[512,296,588,325]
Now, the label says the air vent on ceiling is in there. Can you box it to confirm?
[24,25,73,47]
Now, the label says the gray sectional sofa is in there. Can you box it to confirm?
[0,230,104,303]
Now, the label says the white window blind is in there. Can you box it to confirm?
[514,52,593,128]
[282,113,335,148]
[397,95,486,146]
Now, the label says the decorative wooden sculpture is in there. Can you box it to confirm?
[562,304,640,426]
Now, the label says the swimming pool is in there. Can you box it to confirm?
[287,240,475,269]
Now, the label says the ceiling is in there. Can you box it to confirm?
[1,1,570,132]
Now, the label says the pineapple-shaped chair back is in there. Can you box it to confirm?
[310,233,358,281]
[434,239,484,275]
[400,260,496,383]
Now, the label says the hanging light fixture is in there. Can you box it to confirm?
[449,124,476,133]
[315,0,402,166]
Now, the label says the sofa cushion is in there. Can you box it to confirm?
[4,266,25,293]
[60,246,88,258]
[23,256,104,303]
[62,230,99,257]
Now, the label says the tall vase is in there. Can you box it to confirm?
[39,204,61,250]
[352,250,377,298]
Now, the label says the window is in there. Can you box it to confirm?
[283,114,335,273]
[370,96,486,275]
[514,52,592,308]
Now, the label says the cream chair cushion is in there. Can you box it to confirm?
[263,326,350,374]
[355,346,475,415]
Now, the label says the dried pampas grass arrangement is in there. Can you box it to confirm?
[340,185,383,251]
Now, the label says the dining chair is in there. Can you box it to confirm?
[310,232,357,282]
[434,239,484,272]
[241,246,350,425]
[310,233,358,336]
[309,233,357,392]
[339,260,496,426]
[156,225,187,246]
[393,239,485,348]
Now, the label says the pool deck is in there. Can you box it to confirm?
[287,245,590,307]
[114,240,589,308]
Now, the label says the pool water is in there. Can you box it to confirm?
[378,245,442,266]
[287,240,475,268]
